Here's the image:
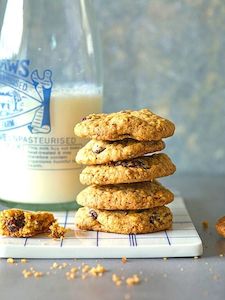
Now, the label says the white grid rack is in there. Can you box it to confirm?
[0,195,203,258]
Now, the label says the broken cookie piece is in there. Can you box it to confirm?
[49,222,67,239]
[0,209,55,237]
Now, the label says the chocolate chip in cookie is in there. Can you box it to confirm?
[114,159,149,169]
[6,215,25,232]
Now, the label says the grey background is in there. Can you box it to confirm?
[93,0,225,175]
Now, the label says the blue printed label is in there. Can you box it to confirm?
[0,59,52,133]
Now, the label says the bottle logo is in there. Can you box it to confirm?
[0,59,52,133]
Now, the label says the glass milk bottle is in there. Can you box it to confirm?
[0,0,102,209]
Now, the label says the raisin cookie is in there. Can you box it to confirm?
[0,209,55,237]
[76,139,165,165]
[74,109,175,141]
[216,216,225,238]
[76,180,174,210]
[75,206,172,234]
[80,153,176,185]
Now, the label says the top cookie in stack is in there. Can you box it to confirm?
[74,109,176,234]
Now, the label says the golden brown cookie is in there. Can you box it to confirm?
[216,216,225,237]
[75,206,173,234]
[0,209,55,237]
[74,109,175,141]
[76,139,165,165]
[76,180,174,210]
[80,153,176,185]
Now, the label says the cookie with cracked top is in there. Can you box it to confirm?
[76,180,174,210]
[80,153,176,185]
[76,138,165,165]
[74,109,175,141]
[75,206,173,234]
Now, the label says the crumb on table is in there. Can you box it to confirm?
[121,256,127,264]
[89,264,106,277]
[202,221,209,229]
[112,274,122,286]
[126,274,140,286]
[7,258,14,264]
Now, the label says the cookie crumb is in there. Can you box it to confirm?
[194,256,199,259]
[7,258,14,264]
[202,221,209,229]
[82,264,90,273]
[51,262,59,269]
[219,254,224,257]
[89,264,106,277]
[22,270,32,278]
[126,274,140,286]
[34,271,43,278]
[49,222,67,239]
[21,258,27,263]
[70,267,78,273]
[121,256,127,264]
[112,274,122,286]
[69,273,76,279]
[163,257,167,261]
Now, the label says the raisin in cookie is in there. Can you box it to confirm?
[76,180,174,210]
[0,209,55,237]
[75,206,172,234]
[74,109,175,141]
[76,139,165,165]
[80,153,176,185]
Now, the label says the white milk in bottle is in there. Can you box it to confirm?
[0,86,102,204]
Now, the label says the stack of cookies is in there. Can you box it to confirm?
[74,109,176,235]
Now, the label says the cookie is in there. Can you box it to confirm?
[80,153,176,185]
[74,109,175,141]
[76,139,165,165]
[76,180,174,210]
[216,216,225,237]
[75,206,172,234]
[0,209,55,237]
